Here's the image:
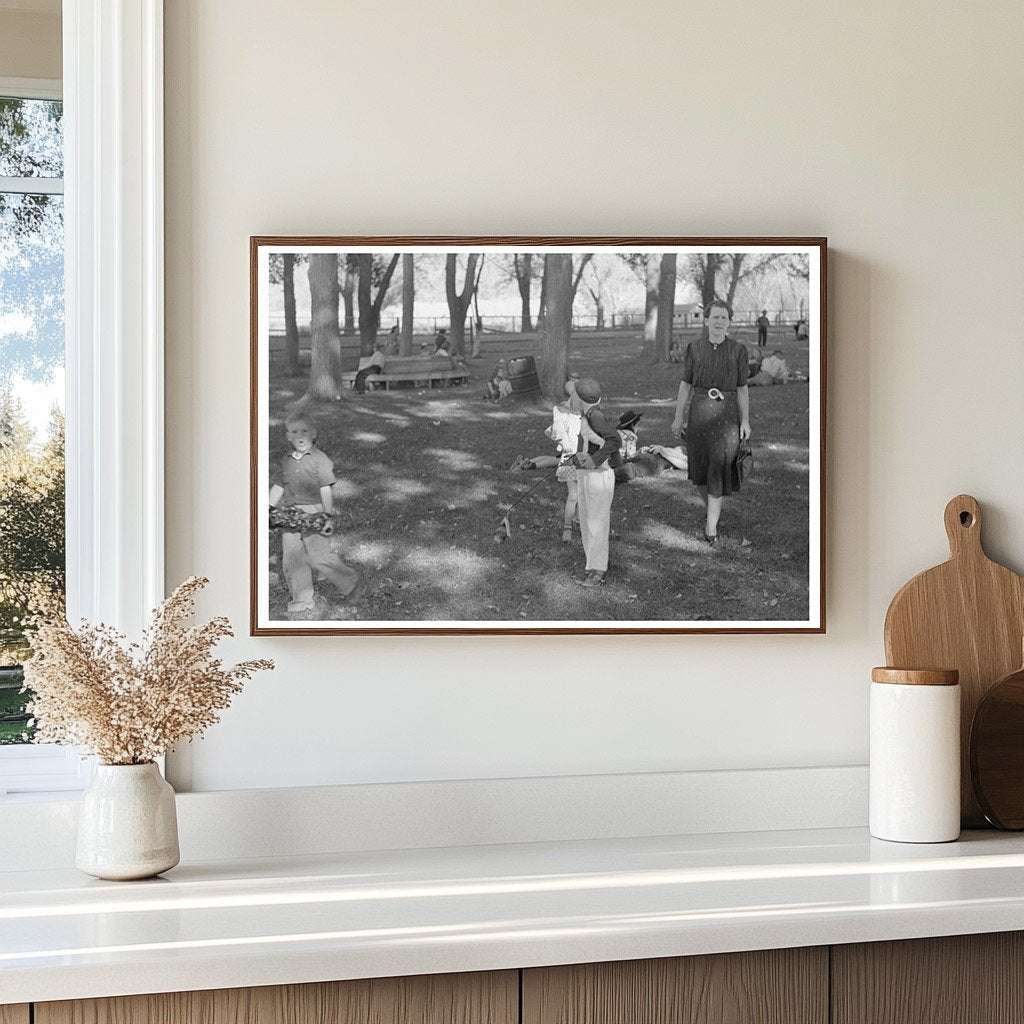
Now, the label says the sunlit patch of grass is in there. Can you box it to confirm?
[331,479,361,499]
[640,521,709,553]
[421,448,484,471]
[382,478,432,500]
[347,540,394,566]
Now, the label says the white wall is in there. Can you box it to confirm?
[164,0,1024,792]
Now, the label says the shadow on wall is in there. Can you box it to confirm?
[827,250,871,637]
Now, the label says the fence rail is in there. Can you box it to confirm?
[267,307,809,340]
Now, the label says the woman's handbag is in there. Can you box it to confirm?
[555,459,578,483]
[732,439,753,487]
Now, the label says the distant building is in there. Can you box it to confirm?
[673,303,703,327]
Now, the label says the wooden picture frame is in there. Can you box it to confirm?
[250,237,826,635]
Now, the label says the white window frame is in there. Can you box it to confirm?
[0,0,164,797]
[0,76,64,194]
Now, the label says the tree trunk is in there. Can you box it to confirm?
[283,253,300,375]
[356,255,374,355]
[514,253,533,332]
[654,252,677,363]
[539,254,572,400]
[586,285,606,331]
[370,254,400,330]
[356,254,400,355]
[640,256,662,361]
[306,254,342,400]
[445,253,478,355]
[725,253,745,311]
[471,256,485,356]
[400,253,414,356]
[571,254,592,301]
[536,261,548,332]
[702,253,719,311]
[341,258,356,335]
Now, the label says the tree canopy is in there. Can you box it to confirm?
[0,393,65,663]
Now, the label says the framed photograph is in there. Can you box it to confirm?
[250,237,826,635]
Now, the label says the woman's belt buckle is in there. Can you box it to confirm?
[708,387,725,402]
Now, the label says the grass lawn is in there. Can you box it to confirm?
[266,326,812,624]
[0,675,31,745]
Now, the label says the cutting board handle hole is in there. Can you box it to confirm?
[960,511,974,527]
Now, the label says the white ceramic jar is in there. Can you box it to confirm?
[76,762,180,880]
[870,667,961,843]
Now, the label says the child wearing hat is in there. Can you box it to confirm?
[616,409,643,461]
[568,377,620,587]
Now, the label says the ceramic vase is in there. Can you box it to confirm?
[76,762,180,880]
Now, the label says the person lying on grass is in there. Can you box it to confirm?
[748,349,808,385]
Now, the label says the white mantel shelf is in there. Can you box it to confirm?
[4,827,1024,1004]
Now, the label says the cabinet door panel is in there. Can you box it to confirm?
[36,971,518,1024]
[0,1007,29,1024]
[523,948,827,1024]
[832,932,1024,1024]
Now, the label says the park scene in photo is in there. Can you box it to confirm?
[257,245,819,630]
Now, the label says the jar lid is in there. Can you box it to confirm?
[871,667,959,686]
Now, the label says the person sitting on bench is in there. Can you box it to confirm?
[354,341,387,393]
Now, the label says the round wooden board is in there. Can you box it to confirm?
[971,663,1024,829]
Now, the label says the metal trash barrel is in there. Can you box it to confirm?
[508,356,540,395]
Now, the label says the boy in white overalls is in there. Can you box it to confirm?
[568,378,620,587]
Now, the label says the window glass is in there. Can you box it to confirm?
[0,97,65,746]
[0,97,63,178]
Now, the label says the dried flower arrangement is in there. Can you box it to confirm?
[23,577,273,765]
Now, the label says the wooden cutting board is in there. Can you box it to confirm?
[884,494,1024,826]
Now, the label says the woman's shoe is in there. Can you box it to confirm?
[562,527,573,544]
[703,530,718,547]
[581,570,606,587]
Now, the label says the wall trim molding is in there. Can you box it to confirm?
[0,765,868,870]
[63,0,164,634]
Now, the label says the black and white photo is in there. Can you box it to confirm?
[251,238,826,634]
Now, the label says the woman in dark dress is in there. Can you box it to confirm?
[670,300,752,545]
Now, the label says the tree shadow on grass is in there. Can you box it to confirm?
[266,347,814,624]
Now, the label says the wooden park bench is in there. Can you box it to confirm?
[339,355,470,391]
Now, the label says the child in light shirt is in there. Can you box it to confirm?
[268,414,358,613]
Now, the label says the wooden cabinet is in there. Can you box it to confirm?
[13,933,1024,1024]
[522,948,828,1024]
[832,932,1024,1024]
[34,972,518,1024]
